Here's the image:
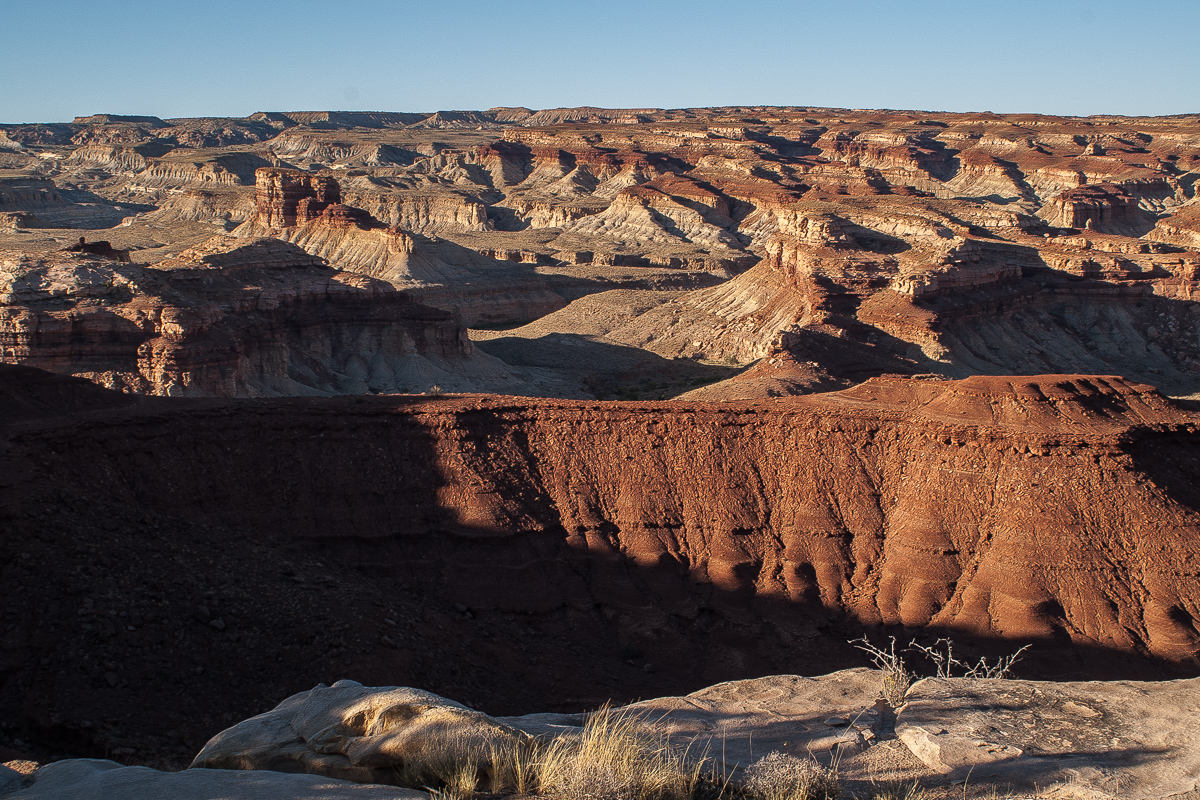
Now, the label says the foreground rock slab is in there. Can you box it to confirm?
[0,766,21,796]
[897,676,1200,798]
[0,759,427,799]
[613,669,883,769]
[191,680,527,784]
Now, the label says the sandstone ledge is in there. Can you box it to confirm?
[8,671,1200,799]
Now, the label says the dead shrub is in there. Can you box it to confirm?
[742,751,841,800]
[851,636,912,706]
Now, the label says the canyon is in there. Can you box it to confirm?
[5,106,1200,400]
[3,365,1200,776]
[4,106,1200,795]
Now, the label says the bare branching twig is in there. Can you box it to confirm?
[851,636,912,706]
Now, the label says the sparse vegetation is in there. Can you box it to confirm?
[909,638,1029,680]
[852,636,912,706]
[536,705,712,800]
[862,780,928,800]
[742,751,841,800]
[393,706,865,800]
[429,756,484,800]
[392,737,485,800]
[852,635,1031,706]
[486,737,542,795]
[383,707,696,799]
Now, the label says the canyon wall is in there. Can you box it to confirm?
[8,372,1200,668]
[4,366,1200,763]
[7,107,1200,400]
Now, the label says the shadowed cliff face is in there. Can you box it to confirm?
[3,368,1200,766]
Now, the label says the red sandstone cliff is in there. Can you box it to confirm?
[5,367,1200,763]
[6,372,1199,665]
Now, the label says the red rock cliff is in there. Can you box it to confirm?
[8,373,1200,670]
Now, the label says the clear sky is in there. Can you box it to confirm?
[2,0,1196,123]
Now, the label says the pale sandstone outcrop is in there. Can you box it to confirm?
[190,673,880,782]
[191,680,528,785]
[336,190,490,234]
[897,676,1200,798]
[13,671,1200,798]
[610,670,881,768]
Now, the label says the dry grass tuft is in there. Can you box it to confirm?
[391,737,486,800]
[486,737,543,795]
[862,779,928,800]
[429,757,483,800]
[536,705,712,800]
[390,707,852,800]
[742,751,841,800]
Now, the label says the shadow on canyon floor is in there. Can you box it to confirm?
[474,332,746,398]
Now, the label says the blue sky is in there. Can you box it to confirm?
[2,0,1196,123]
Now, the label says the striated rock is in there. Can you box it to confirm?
[236,170,575,327]
[14,106,1200,399]
[0,213,41,231]
[0,238,526,396]
[1146,203,1200,250]
[1045,182,1141,233]
[72,115,167,126]
[336,189,490,234]
[254,168,343,228]
[128,152,271,189]
[139,187,257,226]
[9,373,1200,670]
[248,111,427,129]
[9,367,1200,768]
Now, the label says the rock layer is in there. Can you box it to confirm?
[897,675,1200,798]
[191,680,527,785]
[0,238,522,396]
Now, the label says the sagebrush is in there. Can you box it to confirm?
[742,751,841,800]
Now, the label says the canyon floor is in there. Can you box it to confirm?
[4,106,1200,797]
